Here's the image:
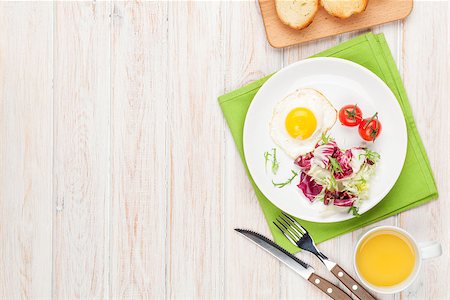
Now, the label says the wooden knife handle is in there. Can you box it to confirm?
[331,264,377,300]
[308,273,352,300]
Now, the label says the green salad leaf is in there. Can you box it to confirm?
[329,157,343,174]
[273,170,298,188]
[264,148,279,175]
[348,206,361,217]
[359,148,381,162]
[320,133,333,144]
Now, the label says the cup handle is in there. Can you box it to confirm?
[418,241,442,259]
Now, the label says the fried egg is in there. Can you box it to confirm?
[270,88,337,158]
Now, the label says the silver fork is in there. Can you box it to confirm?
[274,212,376,300]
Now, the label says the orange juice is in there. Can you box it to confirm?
[356,230,416,287]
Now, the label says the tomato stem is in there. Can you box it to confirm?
[363,112,380,142]
[345,104,359,121]
[363,112,378,129]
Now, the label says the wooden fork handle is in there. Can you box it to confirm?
[331,264,377,300]
[308,273,352,300]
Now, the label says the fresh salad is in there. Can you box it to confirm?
[294,135,380,216]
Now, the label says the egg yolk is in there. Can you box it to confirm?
[285,107,317,140]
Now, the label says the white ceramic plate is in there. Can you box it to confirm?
[243,57,407,223]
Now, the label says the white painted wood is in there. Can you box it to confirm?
[400,2,450,300]
[223,2,285,299]
[0,3,53,299]
[109,2,168,299]
[165,2,226,298]
[0,2,448,299]
[52,2,111,299]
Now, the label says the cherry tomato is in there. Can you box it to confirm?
[338,104,363,127]
[358,113,382,142]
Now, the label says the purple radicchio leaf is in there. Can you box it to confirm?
[332,149,354,179]
[297,173,323,202]
[294,152,314,171]
[313,140,337,168]
[324,190,356,207]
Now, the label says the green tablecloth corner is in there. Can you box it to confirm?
[218,33,438,253]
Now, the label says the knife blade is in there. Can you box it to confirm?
[235,229,352,300]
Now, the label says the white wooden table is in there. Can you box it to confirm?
[0,2,448,299]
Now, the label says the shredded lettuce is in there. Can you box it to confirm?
[294,140,380,214]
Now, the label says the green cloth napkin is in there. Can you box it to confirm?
[218,33,438,253]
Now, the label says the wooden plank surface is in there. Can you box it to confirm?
[166,2,226,298]
[223,2,284,299]
[0,2,448,299]
[400,2,450,299]
[0,3,53,299]
[52,2,111,299]
[110,2,168,298]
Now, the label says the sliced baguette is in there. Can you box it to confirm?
[320,0,368,19]
[275,0,319,30]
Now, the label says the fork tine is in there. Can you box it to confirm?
[273,221,297,245]
[279,214,304,238]
[276,217,300,241]
[282,211,308,234]
[285,217,306,236]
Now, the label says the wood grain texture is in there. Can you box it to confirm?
[166,2,226,298]
[259,0,412,48]
[0,3,53,299]
[0,2,448,299]
[110,2,168,298]
[400,2,450,299]
[223,2,284,299]
[53,2,111,298]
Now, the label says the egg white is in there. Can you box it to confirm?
[269,88,337,158]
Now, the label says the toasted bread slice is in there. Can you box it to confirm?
[320,0,368,19]
[275,0,320,30]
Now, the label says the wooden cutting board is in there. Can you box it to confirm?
[259,0,413,48]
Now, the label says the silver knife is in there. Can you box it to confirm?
[235,229,352,300]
